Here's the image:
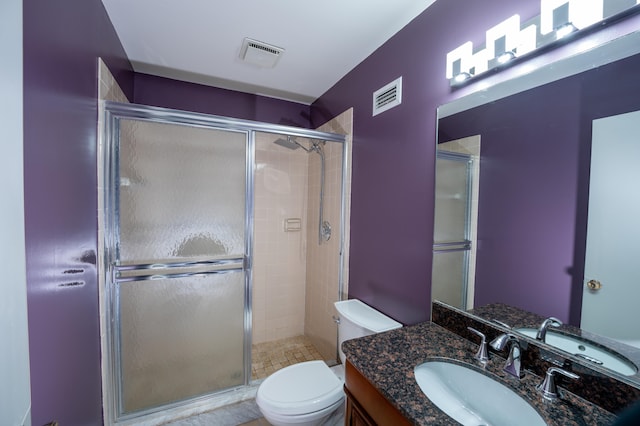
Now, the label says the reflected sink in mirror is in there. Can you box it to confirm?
[515,328,638,377]
[414,360,547,426]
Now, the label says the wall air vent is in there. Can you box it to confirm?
[239,37,284,68]
[372,76,402,116]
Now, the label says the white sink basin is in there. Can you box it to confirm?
[414,361,546,426]
[514,328,638,376]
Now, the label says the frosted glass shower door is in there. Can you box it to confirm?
[110,118,248,416]
[432,152,472,309]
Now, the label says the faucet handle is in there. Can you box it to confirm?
[545,317,563,328]
[489,334,524,379]
[536,367,580,400]
[490,332,516,351]
[536,317,563,341]
[467,327,489,363]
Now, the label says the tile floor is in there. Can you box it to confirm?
[163,395,344,426]
[162,399,264,426]
[252,335,325,380]
[165,336,344,425]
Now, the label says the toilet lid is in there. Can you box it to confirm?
[256,360,344,416]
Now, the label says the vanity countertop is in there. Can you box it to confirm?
[342,321,617,426]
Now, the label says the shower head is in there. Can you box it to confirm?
[273,135,301,150]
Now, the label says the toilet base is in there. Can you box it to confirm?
[259,396,344,426]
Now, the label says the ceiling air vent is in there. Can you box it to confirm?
[239,38,284,68]
[373,76,402,116]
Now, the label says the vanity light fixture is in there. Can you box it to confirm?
[445,0,640,87]
[446,41,473,81]
[453,71,473,85]
[554,22,579,39]
[497,50,517,64]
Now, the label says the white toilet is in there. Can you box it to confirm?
[256,299,402,426]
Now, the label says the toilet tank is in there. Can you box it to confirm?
[334,299,402,364]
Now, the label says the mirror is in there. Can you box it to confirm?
[433,30,640,385]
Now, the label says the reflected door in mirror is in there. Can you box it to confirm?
[582,109,640,349]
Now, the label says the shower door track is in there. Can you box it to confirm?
[99,101,348,425]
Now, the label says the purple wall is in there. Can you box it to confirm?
[23,0,133,424]
[312,0,640,325]
[133,73,312,128]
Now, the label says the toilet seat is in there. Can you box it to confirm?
[256,360,344,416]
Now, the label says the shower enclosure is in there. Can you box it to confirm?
[100,102,348,423]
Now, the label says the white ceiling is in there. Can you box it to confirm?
[101,0,438,104]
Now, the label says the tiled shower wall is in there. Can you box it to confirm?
[252,134,310,343]
[99,59,129,104]
[305,109,353,361]
[252,108,353,360]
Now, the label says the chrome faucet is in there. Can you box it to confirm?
[536,367,579,400]
[490,333,523,379]
[536,317,562,342]
[467,327,489,363]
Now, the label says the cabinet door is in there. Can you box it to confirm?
[345,389,375,426]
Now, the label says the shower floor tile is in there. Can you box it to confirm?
[252,335,324,380]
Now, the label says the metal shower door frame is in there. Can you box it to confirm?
[432,150,474,310]
[99,101,348,424]
[102,103,254,421]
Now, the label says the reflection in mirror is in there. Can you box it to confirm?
[582,109,640,348]
[432,137,480,310]
[433,31,640,385]
[514,327,638,377]
[468,302,640,383]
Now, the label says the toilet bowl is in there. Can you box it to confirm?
[256,360,343,426]
[255,299,402,426]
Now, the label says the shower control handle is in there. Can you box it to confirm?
[322,221,332,242]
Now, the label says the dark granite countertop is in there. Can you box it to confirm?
[342,321,617,426]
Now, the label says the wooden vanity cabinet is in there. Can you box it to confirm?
[344,360,412,426]
[344,387,375,426]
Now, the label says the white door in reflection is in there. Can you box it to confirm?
[583,109,640,348]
